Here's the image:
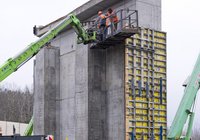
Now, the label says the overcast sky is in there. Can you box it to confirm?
[163,0,200,128]
[0,0,200,128]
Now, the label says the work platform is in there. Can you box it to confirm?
[90,28,139,49]
[89,9,139,49]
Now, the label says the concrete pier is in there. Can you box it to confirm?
[33,0,162,140]
[33,46,60,139]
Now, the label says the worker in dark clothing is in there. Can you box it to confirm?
[107,8,119,32]
[96,11,108,41]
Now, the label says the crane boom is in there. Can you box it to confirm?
[167,54,200,139]
[23,117,33,136]
[0,9,139,137]
[0,14,96,136]
[0,14,96,82]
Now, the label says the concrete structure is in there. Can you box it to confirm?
[0,121,27,136]
[33,0,163,140]
[34,47,60,138]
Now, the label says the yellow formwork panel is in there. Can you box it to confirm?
[155,54,166,61]
[161,117,167,122]
[126,49,134,55]
[154,91,166,97]
[154,61,166,67]
[136,122,148,128]
[155,49,166,55]
[135,50,141,56]
[154,105,167,110]
[136,57,141,62]
[154,98,161,104]
[144,65,153,70]
[128,56,134,62]
[154,73,166,79]
[143,51,148,57]
[143,58,148,64]
[154,78,166,85]
[161,105,166,110]
[136,69,142,75]
[125,28,167,140]
[155,42,166,47]
[136,109,148,115]
[154,128,160,134]
[154,38,166,44]
[134,34,141,39]
[125,38,134,44]
[135,128,149,134]
[163,99,167,104]
[154,31,166,38]
[135,97,147,101]
[154,67,166,73]
[135,116,148,121]
[136,135,148,140]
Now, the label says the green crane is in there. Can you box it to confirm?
[0,8,139,137]
[2,8,198,139]
[24,117,33,136]
[167,54,200,140]
[0,14,96,82]
[0,14,96,136]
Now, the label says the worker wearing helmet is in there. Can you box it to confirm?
[107,8,119,31]
[96,11,108,41]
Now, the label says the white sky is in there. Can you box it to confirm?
[0,0,200,128]
[163,0,200,128]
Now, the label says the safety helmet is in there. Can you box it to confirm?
[98,11,103,15]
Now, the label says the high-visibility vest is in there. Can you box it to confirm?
[107,11,119,23]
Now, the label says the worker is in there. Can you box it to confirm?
[107,8,119,32]
[96,11,108,41]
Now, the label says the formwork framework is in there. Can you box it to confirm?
[125,28,167,140]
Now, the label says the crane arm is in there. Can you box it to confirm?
[23,117,33,136]
[167,54,200,140]
[0,14,96,82]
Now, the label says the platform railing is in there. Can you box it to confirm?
[86,9,138,41]
[108,9,138,36]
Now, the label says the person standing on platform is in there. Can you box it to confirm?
[107,8,119,32]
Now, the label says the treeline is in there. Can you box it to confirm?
[0,86,33,123]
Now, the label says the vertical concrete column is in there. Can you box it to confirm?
[59,49,76,140]
[33,46,60,140]
[106,44,125,140]
[74,45,89,140]
[88,49,106,140]
[135,0,161,30]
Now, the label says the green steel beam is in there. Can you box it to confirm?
[185,112,195,140]
[167,54,200,139]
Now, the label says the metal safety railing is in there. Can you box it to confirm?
[86,9,138,41]
[106,9,138,37]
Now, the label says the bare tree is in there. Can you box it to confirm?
[0,85,33,123]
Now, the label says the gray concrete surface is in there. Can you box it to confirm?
[88,49,106,140]
[33,0,162,140]
[35,0,161,37]
[105,44,125,140]
[33,47,60,139]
